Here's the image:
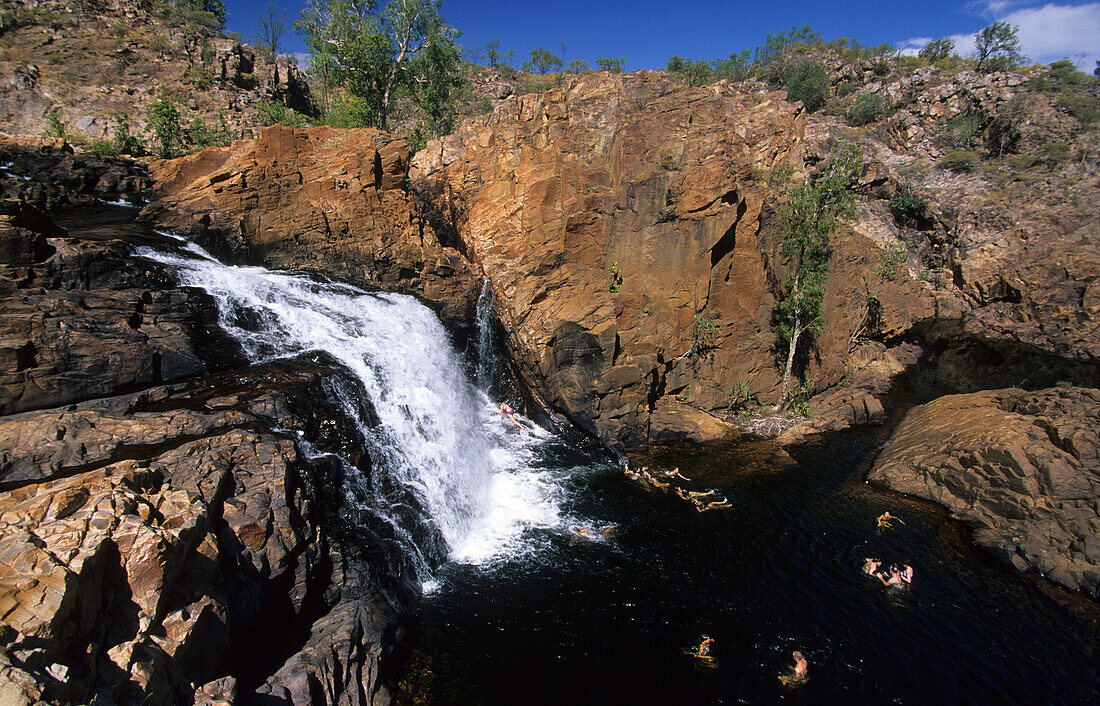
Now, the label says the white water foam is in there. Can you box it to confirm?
[137,243,565,571]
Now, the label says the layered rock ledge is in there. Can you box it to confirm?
[869,387,1100,596]
[0,201,413,704]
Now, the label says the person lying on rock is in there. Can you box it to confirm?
[498,401,523,428]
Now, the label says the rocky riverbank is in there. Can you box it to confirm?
[0,200,413,704]
[869,386,1100,597]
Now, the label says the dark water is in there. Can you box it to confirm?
[393,430,1099,705]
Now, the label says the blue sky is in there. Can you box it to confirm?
[227,0,1099,72]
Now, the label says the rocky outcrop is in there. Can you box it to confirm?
[412,72,939,448]
[869,387,1100,596]
[1,136,151,208]
[0,201,411,704]
[0,199,228,415]
[0,364,406,705]
[0,0,317,142]
[143,125,482,329]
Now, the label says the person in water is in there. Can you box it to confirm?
[571,526,591,538]
[688,489,719,498]
[694,635,714,658]
[661,467,691,481]
[877,511,903,529]
[899,562,914,584]
[779,651,809,685]
[879,564,906,588]
[862,558,882,576]
[498,401,523,428]
[697,497,732,512]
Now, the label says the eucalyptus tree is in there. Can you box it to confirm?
[774,143,862,406]
[295,0,460,131]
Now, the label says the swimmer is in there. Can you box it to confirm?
[694,635,714,658]
[779,651,809,685]
[571,526,591,538]
[599,524,617,537]
[498,401,523,428]
[879,565,905,588]
[899,562,914,584]
[862,558,882,576]
[698,497,732,512]
[675,487,691,501]
[687,489,719,498]
[661,467,691,481]
[877,511,904,529]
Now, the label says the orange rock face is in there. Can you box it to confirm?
[146,125,482,326]
[414,73,809,447]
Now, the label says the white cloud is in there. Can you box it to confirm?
[280,51,312,67]
[901,2,1099,70]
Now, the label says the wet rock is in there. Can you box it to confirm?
[869,386,1100,597]
[0,201,236,415]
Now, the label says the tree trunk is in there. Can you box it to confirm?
[779,313,803,408]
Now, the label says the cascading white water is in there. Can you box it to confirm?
[475,278,497,393]
[138,242,564,574]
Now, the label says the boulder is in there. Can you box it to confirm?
[869,386,1100,596]
[648,398,737,444]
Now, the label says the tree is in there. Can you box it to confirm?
[485,39,501,67]
[569,59,590,73]
[176,0,226,29]
[528,46,562,73]
[774,143,862,406]
[974,21,1023,72]
[596,56,625,73]
[295,0,459,131]
[147,98,182,157]
[918,37,954,62]
[256,1,286,55]
[410,27,463,137]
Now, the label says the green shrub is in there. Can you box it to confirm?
[690,315,718,355]
[727,379,754,411]
[1037,140,1071,165]
[258,102,310,127]
[43,106,66,139]
[835,81,856,98]
[846,92,888,126]
[607,260,622,293]
[91,115,144,156]
[784,59,828,112]
[938,150,980,172]
[936,114,982,150]
[1056,90,1100,124]
[889,187,926,227]
[182,67,213,90]
[188,116,231,149]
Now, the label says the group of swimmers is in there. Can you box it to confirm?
[623,463,732,512]
[688,636,808,686]
[864,512,915,588]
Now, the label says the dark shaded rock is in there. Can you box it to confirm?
[869,386,1100,597]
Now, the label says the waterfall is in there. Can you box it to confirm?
[137,242,564,577]
[475,278,497,393]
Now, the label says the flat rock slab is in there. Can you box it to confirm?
[869,386,1100,597]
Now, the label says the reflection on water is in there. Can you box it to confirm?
[394,430,1099,705]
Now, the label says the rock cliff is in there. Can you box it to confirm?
[869,387,1100,597]
[143,125,482,330]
